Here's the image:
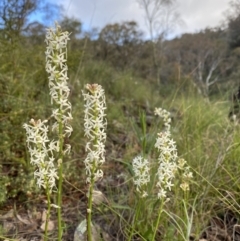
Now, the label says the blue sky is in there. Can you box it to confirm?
[44,0,230,38]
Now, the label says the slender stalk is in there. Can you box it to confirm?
[152,200,163,241]
[57,171,63,240]
[128,201,141,241]
[87,107,99,241]
[87,182,93,241]
[57,116,64,240]
[44,183,51,241]
[140,111,147,153]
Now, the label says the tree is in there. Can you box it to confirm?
[25,21,45,44]
[98,21,143,69]
[228,14,240,49]
[137,0,182,86]
[0,0,37,30]
[223,0,240,49]
[60,16,82,39]
[0,0,60,42]
[164,28,228,96]
[0,0,61,71]
[99,21,142,45]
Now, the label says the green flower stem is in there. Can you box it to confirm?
[87,111,99,241]
[139,111,147,153]
[152,200,164,241]
[87,181,94,241]
[86,157,98,241]
[57,118,64,241]
[44,183,52,241]
[128,200,141,241]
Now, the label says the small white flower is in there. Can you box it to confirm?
[157,189,167,199]
[48,140,59,154]
[45,22,73,140]
[23,119,58,192]
[178,159,193,191]
[132,155,150,197]
[154,108,178,199]
[154,108,193,198]
[180,182,189,191]
[63,144,71,155]
[82,84,107,183]
[154,107,171,131]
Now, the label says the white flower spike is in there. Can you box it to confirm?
[82,84,107,183]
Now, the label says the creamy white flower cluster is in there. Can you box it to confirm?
[23,119,58,192]
[132,156,150,198]
[82,84,107,183]
[154,107,178,199]
[45,22,73,140]
[154,107,171,131]
[132,108,192,199]
[178,158,193,192]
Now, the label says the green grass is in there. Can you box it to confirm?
[1,30,240,241]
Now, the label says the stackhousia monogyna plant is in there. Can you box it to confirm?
[24,22,72,241]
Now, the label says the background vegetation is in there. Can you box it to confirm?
[1,0,240,240]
